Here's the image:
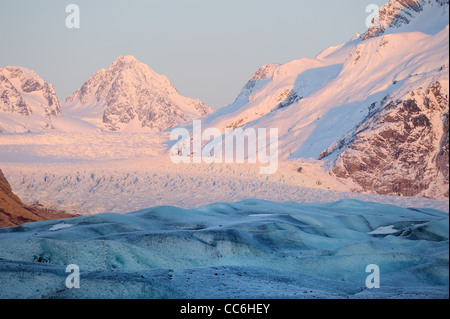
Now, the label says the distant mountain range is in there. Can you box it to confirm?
[1,56,213,133]
[0,0,448,199]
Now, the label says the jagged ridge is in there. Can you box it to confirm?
[64,56,213,132]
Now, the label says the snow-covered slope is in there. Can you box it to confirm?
[0,66,61,133]
[195,0,449,199]
[0,199,447,298]
[63,56,213,132]
[363,0,449,40]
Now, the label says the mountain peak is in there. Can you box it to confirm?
[63,57,213,132]
[363,0,449,40]
[111,55,140,68]
[117,55,137,62]
[250,63,280,82]
[0,66,61,133]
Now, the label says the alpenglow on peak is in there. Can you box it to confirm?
[63,56,214,132]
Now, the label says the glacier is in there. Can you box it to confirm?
[0,199,448,299]
[0,0,448,300]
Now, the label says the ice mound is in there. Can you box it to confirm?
[0,199,448,299]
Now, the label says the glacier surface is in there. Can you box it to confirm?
[0,199,447,299]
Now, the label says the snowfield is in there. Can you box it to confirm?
[0,199,447,298]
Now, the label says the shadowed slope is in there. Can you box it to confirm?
[0,169,77,228]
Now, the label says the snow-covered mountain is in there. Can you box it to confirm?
[0,66,61,133]
[197,0,449,199]
[327,67,449,198]
[363,0,449,40]
[63,56,213,132]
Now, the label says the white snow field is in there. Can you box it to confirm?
[0,199,448,299]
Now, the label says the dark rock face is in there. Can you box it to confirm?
[0,74,32,116]
[0,169,77,228]
[436,113,449,196]
[21,78,43,93]
[0,169,23,206]
[328,79,449,198]
[273,90,302,111]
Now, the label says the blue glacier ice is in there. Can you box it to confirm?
[0,199,448,299]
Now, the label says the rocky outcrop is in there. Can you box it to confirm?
[363,0,449,40]
[0,169,76,228]
[0,66,61,133]
[328,75,449,198]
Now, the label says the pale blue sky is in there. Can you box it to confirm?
[0,0,387,109]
